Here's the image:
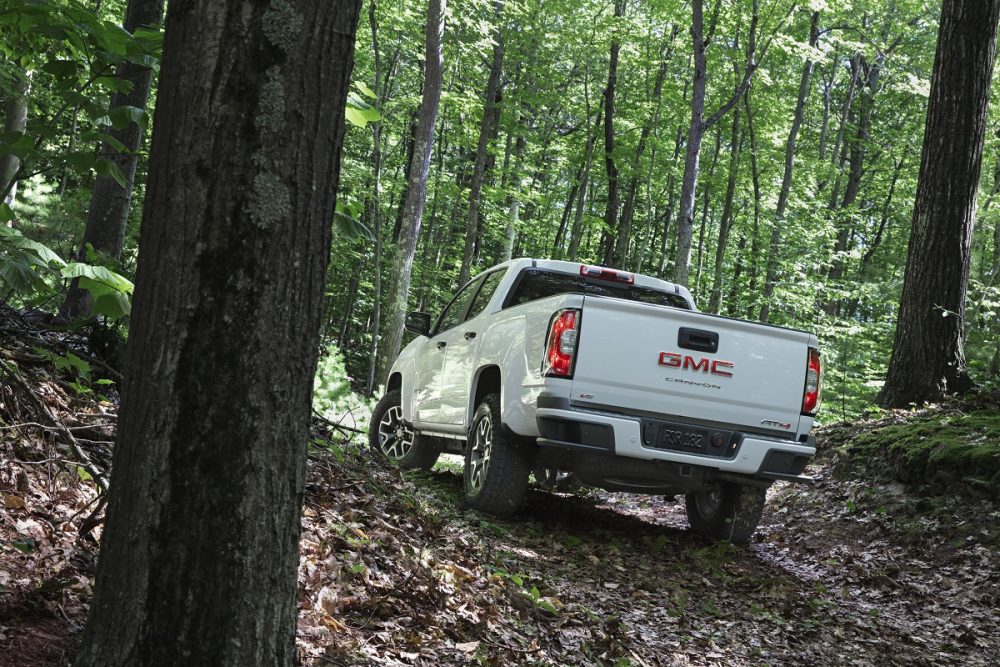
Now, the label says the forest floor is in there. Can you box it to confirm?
[1,318,998,666]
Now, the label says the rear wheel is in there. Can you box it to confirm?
[463,393,530,517]
[685,482,767,545]
[368,390,441,470]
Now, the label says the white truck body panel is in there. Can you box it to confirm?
[569,295,816,439]
[388,257,819,481]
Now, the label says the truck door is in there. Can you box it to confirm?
[438,269,507,426]
[416,276,483,424]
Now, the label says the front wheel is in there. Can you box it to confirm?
[463,393,530,517]
[368,390,441,470]
[685,482,767,545]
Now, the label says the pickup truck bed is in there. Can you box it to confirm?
[371,258,823,544]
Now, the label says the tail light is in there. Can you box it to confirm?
[543,309,580,377]
[580,264,634,284]
[802,347,822,415]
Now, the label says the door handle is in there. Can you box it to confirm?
[464,331,477,340]
[436,341,447,350]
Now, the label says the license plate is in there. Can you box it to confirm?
[658,425,708,452]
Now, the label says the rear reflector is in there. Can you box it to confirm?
[802,347,822,415]
[580,264,634,284]
[544,309,580,377]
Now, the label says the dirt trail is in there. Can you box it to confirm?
[408,458,999,666]
[4,435,997,666]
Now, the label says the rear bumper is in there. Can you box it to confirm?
[535,399,815,479]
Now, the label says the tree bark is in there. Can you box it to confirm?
[377,0,446,386]
[74,0,361,665]
[599,0,626,266]
[457,0,503,287]
[825,53,882,316]
[1,72,28,213]
[673,0,758,287]
[758,10,818,323]
[366,0,386,394]
[62,0,165,319]
[877,0,999,408]
[693,125,722,299]
[614,27,673,267]
[568,103,602,262]
[707,103,743,314]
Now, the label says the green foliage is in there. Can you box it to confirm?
[0,0,162,197]
[839,405,1000,494]
[312,346,376,437]
[0,226,132,318]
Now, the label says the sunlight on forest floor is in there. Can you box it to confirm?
[2,335,998,665]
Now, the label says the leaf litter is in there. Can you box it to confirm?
[2,316,998,666]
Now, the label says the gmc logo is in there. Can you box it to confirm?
[659,352,734,377]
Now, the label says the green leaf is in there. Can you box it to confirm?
[108,105,148,130]
[354,80,377,99]
[12,537,37,554]
[41,58,78,78]
[62,263,134,293]
[345,105,369,128]
[95,159,127,187]
[333,209,374,241]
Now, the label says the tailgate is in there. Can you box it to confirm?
[570,296,813,435]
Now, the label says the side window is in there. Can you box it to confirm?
[435,277,482,334]
[465,270,506,321]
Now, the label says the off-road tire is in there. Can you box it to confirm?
[685,482,767,545]
[368,390,441,470]
[463,393,530,517]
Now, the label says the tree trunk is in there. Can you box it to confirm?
[377,0,446,386]
[673,0,758,287]
[599,0,626,267]
[614,27,673,267]
[826,53,881,316]
[1,73,28,212]
[693,125,722,299]
[74,1,361,665]
[366,0,386,394]
[657,126,685,277]
[741,91,763,318]
[61,0,165,319]
[707,103,743,314]
[877,0,998,408]
[568,105,602,261]
[758,10,818,323]
[457,0,503,287]
[819,52,861,196]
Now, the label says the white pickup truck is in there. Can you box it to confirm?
[369,258,822,543]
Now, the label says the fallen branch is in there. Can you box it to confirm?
[0,359,109,494]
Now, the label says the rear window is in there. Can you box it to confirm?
[504,269,691,310]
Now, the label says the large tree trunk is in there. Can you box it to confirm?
[61,0,165,319]
[377,0,446,386]
[73,1,361,665]
[600,0,626,267]
[877,0,999,408]
[1,72,28,212]
[457,0,503,287]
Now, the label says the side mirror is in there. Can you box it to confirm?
[404,311,432,336]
